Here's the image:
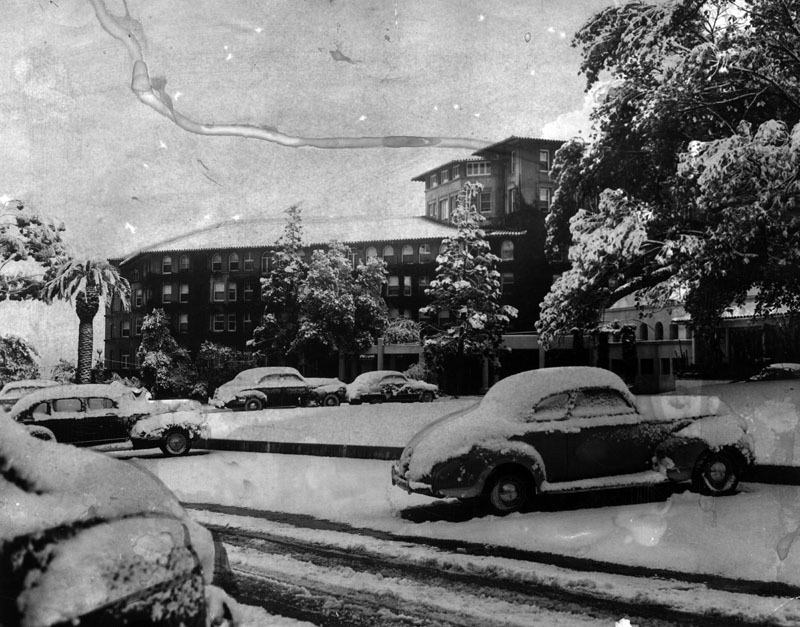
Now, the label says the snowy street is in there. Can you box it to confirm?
[115,446,800,625]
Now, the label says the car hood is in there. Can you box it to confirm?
[213,382,248,403]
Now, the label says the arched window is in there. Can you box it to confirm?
[419,243,431,262]
[500,240,514,261]
[639,324,649,341]
[179,255,190,272]
[366,246,378,259]
[669,323,679,340]
[229,252,240,271]
[654,322,664,340]
[211,253,222,272]
[162,255,172,274]
[261,252,270,273]
[383,245,395,262]
[401,245,414,263]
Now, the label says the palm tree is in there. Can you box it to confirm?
[44,259,130,383]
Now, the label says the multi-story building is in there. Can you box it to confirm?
[106,136,567,385]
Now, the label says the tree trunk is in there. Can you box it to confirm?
[75,289,99,384]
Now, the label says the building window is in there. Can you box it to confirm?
[134,288,143,308]
[500,240,514,261]
[243,252,254,271]
[382,245,395,263]
[438,198,449,221]
[450,194,459,212]
[212,313,225,332]
[506,188,518,214]
[452,164,460,179]
[244,312,252,326]
[510,150,518,175]
[429,173,438,188]
[213,281,225,302]
[654,322,664,340]
[539,187,553,208]
[121,319,130,337]
[440,168,449,183]
[162,255,172,274]
[132,268,139,281]
[179,313,188,334]
[211,253,222,272]
[439,242,447,255]
[228,282,238,301]
[669,323,679,340]
[177,283,188,303]
[403,276,412,296]
[366,246,378,259]
[419,275,430,292]
[466,161,490,176]
[501,272,514,293]
[179,255,190,272]
[244,279,254,301]
[418,244,431,263]
[227,314,237,332]
[639,324,649,341]
[539,149,551,173]
[142,263,148,278]
[162,284,172,303]
[229,253,240,272]
[387,275,400,297]
[135,316,143,336]
[121,354,130,368]
[401,245,414,264]
[480,191,492,213]
[427,202,436,217]
[261,252,271,274]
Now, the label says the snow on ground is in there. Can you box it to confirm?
[133,451,800,592]
[202,398,479,446]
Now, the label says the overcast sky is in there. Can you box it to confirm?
[2,0,611,258]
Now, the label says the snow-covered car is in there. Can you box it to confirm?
[0,414,238,625]
[747,362,800,381]
[392,367,754,515]
[211,367,346,410]
[130,410,209,456]
[0,378,60,412]
[8,383,202,447]
[346,370,438,404]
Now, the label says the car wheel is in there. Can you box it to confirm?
[483,471,531,515]
[27,425,56,442]
[244,397,264,411]
[160,429,191,457]
[322,394,340,407]
[692,451,740,495]
[420,391,434,403]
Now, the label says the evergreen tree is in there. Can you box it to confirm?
[0,334,39,385]
[250,205,307,365]
[422,182,518,392]
[136,308,200,398]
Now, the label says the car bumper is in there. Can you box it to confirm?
[391,462,435,497]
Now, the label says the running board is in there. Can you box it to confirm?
[539,470,670,494]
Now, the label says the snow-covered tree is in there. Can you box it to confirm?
[0,334,39,385]
[383,317,421,344]
[250,205,308,365]
[0,199,69,301]
[422,183,518,387]
[137,309,200,398]
[539,0,800,354]
[293,242,388,357]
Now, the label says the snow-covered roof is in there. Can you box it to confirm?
[9,383,134,416]
[121,216,465,260]
[0,379,60,394]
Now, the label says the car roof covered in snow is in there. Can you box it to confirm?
[9,383,137,416]
[351,370,405,383]
[0,379,60,394]
[231,367,303,382]
[480,367,633,416]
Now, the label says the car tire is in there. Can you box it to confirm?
[420,391,434,403]
[244,397,264,411]
[160,429,191,457]
[692,451,740,496]
[322,394,340,407]
[483,471,531,515]
[27,425,56,442]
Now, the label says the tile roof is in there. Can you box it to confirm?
[121,215,526,262]
[473,135,565,157]
[410,157,486,182]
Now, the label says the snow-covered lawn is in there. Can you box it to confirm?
[131,451,800,592]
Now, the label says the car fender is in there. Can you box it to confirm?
[432,441,547,499]
[236,389,268,403]
[655,433,753,483]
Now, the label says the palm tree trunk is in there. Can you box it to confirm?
[76,319,94,383]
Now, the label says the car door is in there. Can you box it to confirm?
[256,374,283,406]
[379,375,409,402]
[565,387,653,480]
[515,391,571,483]
[48,397,87,444]
[86,396,127,442]
[281,374,310,406]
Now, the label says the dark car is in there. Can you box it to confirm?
[0,414,237,625]
[211,366,346,410]
[747,362,800,381]
[346,370,438,404]
[392,367,754,515]
[8,383,201,448]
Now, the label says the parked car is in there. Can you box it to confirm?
[747,362,800,381]
[0,414,237,625]
[130,410,208,456]
[211,367,347,410]
[347,370,438,404]
[392,367,754,515]
[8,383,202,452]
[0,379,60,412]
